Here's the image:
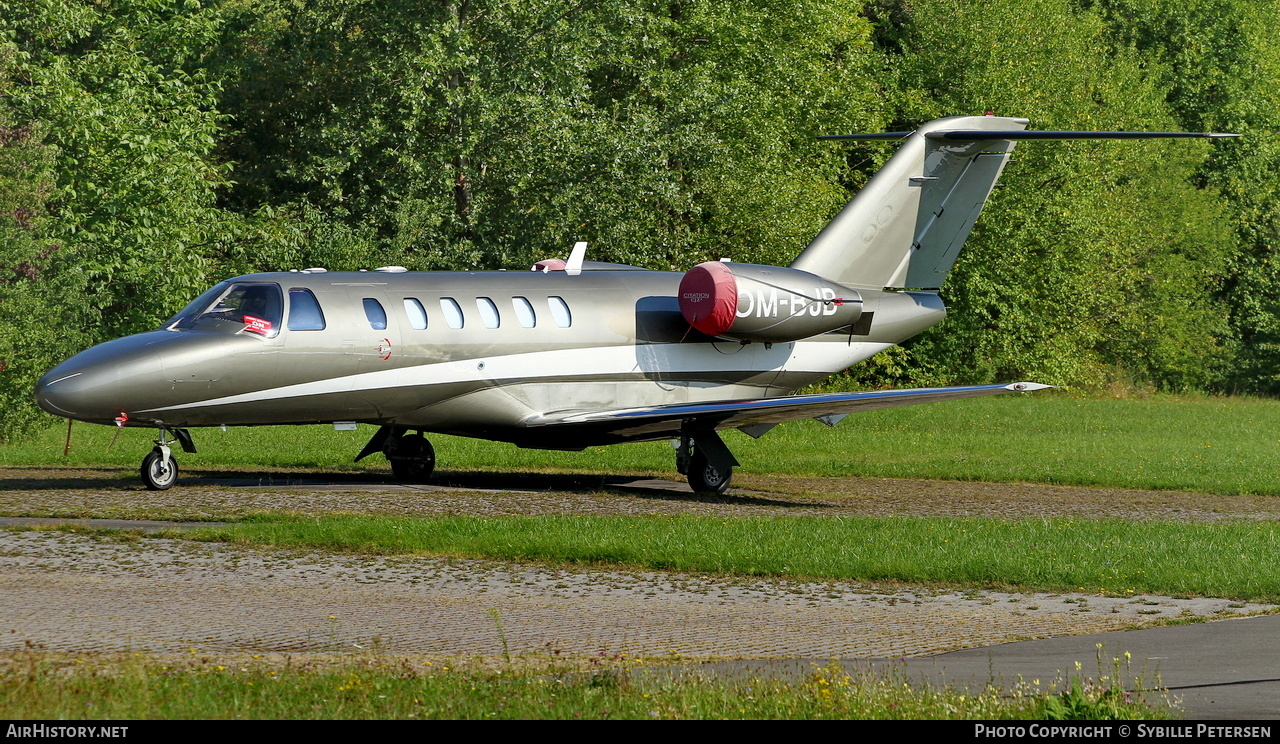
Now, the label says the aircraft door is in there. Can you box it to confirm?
[343,287,403,417]
[267,285,364,421]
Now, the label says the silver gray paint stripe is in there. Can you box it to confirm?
[137,340,892,414]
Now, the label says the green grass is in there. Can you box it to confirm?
[0,654,1174,720]
[194,513,1280,601]
[3,395,1258,720]
[6,393,1280,494]
[9,392,1280,600]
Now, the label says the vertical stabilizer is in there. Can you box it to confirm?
[791,115,1026,290]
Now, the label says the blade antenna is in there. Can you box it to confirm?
[565,241,587,276]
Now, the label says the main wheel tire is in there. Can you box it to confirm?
[389,433,435,481]
[687,450,732,494]
[141,449,179,491]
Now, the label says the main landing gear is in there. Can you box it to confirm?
[140,427,196,491]
[675,429,739,494]
[355,426,436,482]
[355,425,736,493]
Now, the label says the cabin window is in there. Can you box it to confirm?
[363,298,388,330]
[404,298,428,330]
[512,296,536,328]
[287,288,326,331]
[477,297,500,328]
[440,298,464,329]
[548,296,572,328]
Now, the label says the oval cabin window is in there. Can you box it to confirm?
[404,298,427,330]
[512,296,536,328]
[440,298,464,329]
[477,297,500,329]
[548,296,572,328]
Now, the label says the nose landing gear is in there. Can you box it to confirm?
[141,444,178,491]
[139,428,196,491]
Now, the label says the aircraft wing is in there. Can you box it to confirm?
[518,382,1051,448]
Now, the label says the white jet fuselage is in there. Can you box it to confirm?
[37,267,945,449]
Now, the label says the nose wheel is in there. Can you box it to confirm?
[137,428,194,490]
[141,445,178,491]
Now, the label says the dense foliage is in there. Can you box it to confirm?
[1,0,1276,438]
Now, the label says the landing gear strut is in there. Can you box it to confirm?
[356,426,435,482]
[139,428,195,491]
[675,429,738,494]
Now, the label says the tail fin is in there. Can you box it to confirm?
[792,115,1237,291]
[791,115,1027,290]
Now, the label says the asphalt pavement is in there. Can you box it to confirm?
[2,525,1277,720]
[690,615,1280,720]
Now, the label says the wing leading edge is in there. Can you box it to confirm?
[517,382,1051,448]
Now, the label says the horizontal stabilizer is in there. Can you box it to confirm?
[820,130,1239,141]
[798,117,1239,292]
[924,130,1239,141]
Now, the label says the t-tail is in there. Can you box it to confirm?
[791,114,1238,291]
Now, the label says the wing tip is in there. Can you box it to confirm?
[1005,382,1054,392]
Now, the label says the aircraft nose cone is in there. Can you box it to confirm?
[35,337,165,424]
[35,360,123,423]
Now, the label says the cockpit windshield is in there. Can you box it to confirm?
[163,282,228,329]
[165,282,284,338]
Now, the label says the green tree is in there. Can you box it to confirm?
[859,0,1234,391]
[0,0,231,339]
[1080,0,1280,393]
[211,0,885,272]
[0,66,74,440]
[0,0,234,436]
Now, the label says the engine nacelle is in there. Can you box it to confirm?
[678,261,863,343]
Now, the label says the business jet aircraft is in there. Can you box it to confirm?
[34,115,1234,491]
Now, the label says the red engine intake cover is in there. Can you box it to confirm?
[679,261,738,336]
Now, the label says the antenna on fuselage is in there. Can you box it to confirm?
[565,241,587,276]
[530,241,589,274]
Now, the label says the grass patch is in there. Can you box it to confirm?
[0,653,1175,720]
[194,514,1280,602]
[6,393,1280,494]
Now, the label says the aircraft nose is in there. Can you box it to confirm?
[35,366,108,421]
[35,337,165,424]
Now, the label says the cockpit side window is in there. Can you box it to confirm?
[288,288,326,330]
[173,282,284,338]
